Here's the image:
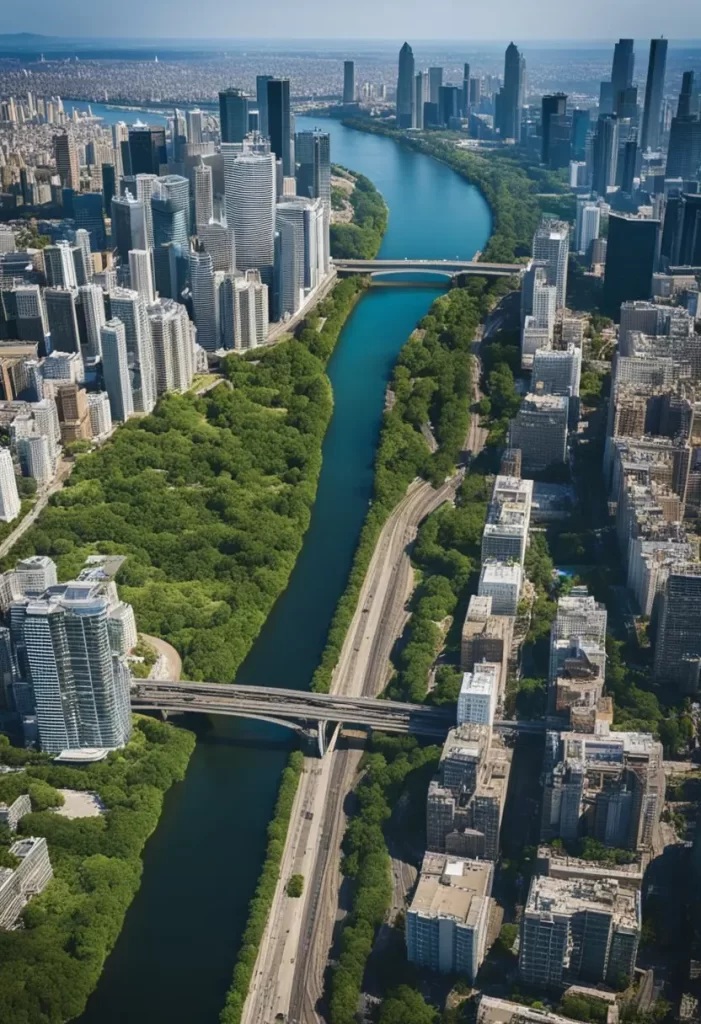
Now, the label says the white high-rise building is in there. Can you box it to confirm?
[148,299,195,393]
[128,249,155,304]
[187,109,204,144]
[109,288,156,414]
[194,162,214,228]
[74,229,93,281]
[0,449,21,523]
[14,285,48,338]
[111,191,147,261]
[87,392,113,438]
[532,345,582,398]
[135,174,159,249]
[101,319,134,422]
[78,284,106,358]
[275,200,307,318]
[32,399,60,466]
[198,220,235,274]
[223,149,276,275]
[17,435,52,485]
[189,249,220,352]
[43,241,78,289]
[219,271,269,351]
[457,664,499,727]
[575,201,601,256]
[532,220,570,309]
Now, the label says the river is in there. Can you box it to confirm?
[75,111,491,1024]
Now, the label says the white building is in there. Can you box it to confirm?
[509,394,569,473]
[101,319,134,423]
[198,220,236,275]
[87,392,113,438]
[575,201,601,255]
[128,249,155,305]
[194,161,214,228]
[148,299,195,393]
[42,350,84,384]
[78,284,106,359]
[532,345,582,398]
[458,663,499,727]
[223,149,276,275]
[17,435,52,485]
[15,556,58,596]
[219,271,270,350]
[532,220,570,309]
[189,249,220,352]
[0,448,21,523]
[107,601,138,655]
[478,561,523,617]
[109,288,156,414]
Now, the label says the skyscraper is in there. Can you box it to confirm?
[438,87,460,128]
[414,73,428,130]
[275,199,314,318]
[295,131,331,212]
[256,75,273,137]
[151,175,190,250]
[611,39,635,104]
[396,42,415,129]
[189,248,220,352]
[462,63,471,118]
[109,288,157,413]
[198,221,236,274]
[128,126,166,176]
[73,193,105,252]
[0,448,20,523]
[267,79,294,176]
[224,150,276,277]
[592,114,620,195]
[541,93,567,165]
[44,241,78,289]
[148,299,194,393]
[101,319,134,422]
[497,42,525,140]
[429,67,444,105]
[78,283,106,359]
[134,174,159,249]
[604,214,660,317]
[532,220,570,310]
[343,61,355,104]
[194,162,214,229]
[219,88,250,144]
[220,271,269,351]
[667,74,701,180]
[111,192,147,263]
[186,108,204,145]
[45,288,81,354]
[53,132,80,190]
[22,582,132,753]
[128,249,155,305]
[640,38,668,152]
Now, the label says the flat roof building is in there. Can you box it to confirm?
[458,663,499,727]
[509,393,569,473]
[478,561,523,617]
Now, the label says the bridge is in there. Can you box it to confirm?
[130,680,545,755]
[331,258,524,281]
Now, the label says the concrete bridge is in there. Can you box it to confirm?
[131,680,545,755]
[331,258,524,281]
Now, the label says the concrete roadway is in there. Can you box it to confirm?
[0,458,74,561]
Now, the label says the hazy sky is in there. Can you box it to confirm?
[2,0,700,44]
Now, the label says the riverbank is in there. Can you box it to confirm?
[0,718,196,1024]
[330,166,388,260]
[341,117,541,263]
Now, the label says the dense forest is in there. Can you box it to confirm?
[0,719,195,1023]
[342,118,541,263]
[1,278,365,684]
[329,170,388,259]
[313,276,513,694]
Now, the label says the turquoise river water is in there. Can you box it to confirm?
[73,108,492,1024]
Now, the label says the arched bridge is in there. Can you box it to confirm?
[331,258,524,281]
[130,680,544,755]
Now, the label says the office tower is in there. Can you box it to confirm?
[75,229,93,285]
[87,392,112,438]
[667,76,701,180]
[496,42,525,140]
[44,242,78,289]
[135,174,158,249]
[295,130,331,212]
[198,220,236,274]
[102,162,117,216]
[509,394,569,472]
[148,298,194,392]
[678,71,695,118]
[458,665,498,727]
[396,42,415,129]
[151,174,190,250]
[438,86,460,128]
[343,60,355,104]
[54,131,80,190]
[592,114,620,195]
[461,62,471,117]
[151,242,186,303]
[55,384,90,442]
[532,220,570,309]
[189,248,219,352]
[575,200,601,255]
[111,192,147,263]
[413,74,426,130]
[640,39,668,152]
[186,108,204,145]
[194,162,214,228]
[220,270,269,350]
[532,345,582,399]
[266,79,294,176]
[100,319,134,422]
[428,67,443,105]
[256,74,273,137]
[45,288,81,354]
[128,249,155,305]
[128,125,166,176]
[275,201,307,318]
[611,38,635,103]
[21,581,132,753]
[571,108,590,161]
[653,563,701,690]
[519,874,640,988]
[604,214,659,317]
[0,449,20,523]
[219,88,249,144]
[541,93,567,164]
[620,139,638,193]
[78,283,106,358]
[109,288,156,414]
[17,435,52,485]
[406,853,493,981]
[615,85,638,121]
[14,285,48,347]
[73,193,106,251]
[224,150,276,276]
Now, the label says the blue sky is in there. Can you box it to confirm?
[2,0,699,43]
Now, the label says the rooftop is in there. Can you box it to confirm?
[480,561,523,585]
[525,873,640,930]
[410,852,493,925]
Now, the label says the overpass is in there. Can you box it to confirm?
[130,680,545,754]
[331,258,524,281]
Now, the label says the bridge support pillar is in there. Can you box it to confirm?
[317,720,328,758]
